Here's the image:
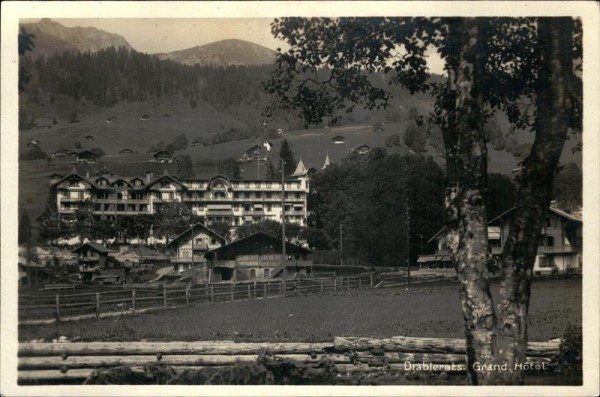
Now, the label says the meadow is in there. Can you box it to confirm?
[19,278,581,343]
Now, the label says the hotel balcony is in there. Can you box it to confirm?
[490,246,579,255]
[79,265,99,273]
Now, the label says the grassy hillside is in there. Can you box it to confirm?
[19,97,582,229]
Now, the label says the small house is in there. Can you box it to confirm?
[353,144,371,155]
[191,139,205,148]
[26,139,40,148]
[153,150,173,163]
[76,150,97,163]
[140,114,151,121]
[332,135,345,144]
[119,148,134,155]
[240,145,268,162]
[167,223,227,275]
[277,128,284,135]
[91,273,122,285]
[85,135,95,141]
[106,116,118,123]
[205,232,313,283]
[73,242,115,282]
[163,113,172,118]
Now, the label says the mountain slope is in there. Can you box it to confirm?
[20,18,132,56]
[155,39,276,66]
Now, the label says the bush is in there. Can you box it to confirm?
[403,124,427,153]
[556,324,582,383]
[19,147,47,161]
[385,134,401,147]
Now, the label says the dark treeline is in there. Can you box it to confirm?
[21,46,273,109]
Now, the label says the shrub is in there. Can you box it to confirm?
[556,324,582,383]
[19,147,47,161]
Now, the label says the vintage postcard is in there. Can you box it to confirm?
[1,1,598,396]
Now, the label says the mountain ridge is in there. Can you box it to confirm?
[20,18,133,56]
[155,39,277,66]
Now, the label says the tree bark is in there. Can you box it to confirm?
[495,18,575,385]
[441,18,498,385]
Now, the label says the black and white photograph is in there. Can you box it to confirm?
[1,1,599,395]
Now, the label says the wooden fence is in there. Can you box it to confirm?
[17,336,560,384]
[19,273,444,324]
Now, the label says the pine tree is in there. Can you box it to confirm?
[265,160,277,181]
[278,139,297,176]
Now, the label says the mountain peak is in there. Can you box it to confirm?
[156,39,276,67]
[20,19,133,57]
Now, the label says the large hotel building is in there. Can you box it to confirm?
[50,161,311,227]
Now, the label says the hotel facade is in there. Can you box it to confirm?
[50,161,311,227]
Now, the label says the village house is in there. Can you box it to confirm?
[205,232,313,283]
[50,171,310,227]
[167,223,227,275]
[73,242,119,282]
[240,145,268,162]
[353,144,371,155]
[331,135,345,144]
[418,205,583,275]
[76,150,97,164]
[119,148,133,155]
[152,150,173,163]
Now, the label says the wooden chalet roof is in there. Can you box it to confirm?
[73,242,114,254]
[167,223,227,247]
[206,231,311,260]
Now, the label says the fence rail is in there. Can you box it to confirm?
[19,273,448,324]
[17,336,560,384]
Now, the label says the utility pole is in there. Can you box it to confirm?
[406,201,411,284]
[281,158,287,293]
[190,223,195,270]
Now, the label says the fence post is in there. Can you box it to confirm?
[163,288,167,308]
[231,284,234,301]
[211,285,214,302]
[334,278,337,291]
[248,284,251,299]
[205,285,209,301]
[55,294,60,322]
[132,290,136,312]
[359,277,362,289]
[320,279,324,292]
[279,281,283,296]
[95,292,101,318]
[185,285,190,306]
[348,277,350,291]
[264,283,267,298]
[370,274,374,288]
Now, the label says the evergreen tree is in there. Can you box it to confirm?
[18,210,31,245]
[265,160,277,181]
[278,139,297,176]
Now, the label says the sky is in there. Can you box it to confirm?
[26,18,446,74]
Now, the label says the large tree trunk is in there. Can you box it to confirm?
[495,17,575,385]
[441,18,498,385]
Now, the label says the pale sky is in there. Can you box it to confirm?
[26,18,446,74]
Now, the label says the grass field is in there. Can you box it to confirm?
[19,278,581,343]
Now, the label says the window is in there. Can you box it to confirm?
[117,193,123,200]
[547,236,554,247]
[250,269,256,278]
[245,182,250,188]
[214,192,226,199]
[266,182,272,188]
[97,192,108,199]
[161,180,170,188]
[264,269,270,278]
[266,192,272,199]
[267,204,272,211]
[538,256,553,268]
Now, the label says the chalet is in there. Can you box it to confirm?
[418,206,583,275]
[191,139,205,148]
[332,135,345,144]
[152,150,173,163]
[52,151,69,158]
[140,114,151,121]
[163,113,172,118]
[277,128,284,135]
[91,273,123,285]
[76,150,97,164]
[353,144,371,155]
[85,135,95,141]
[119,148,134,155]
[240,145,268,162]
[106,116,118,123]
[73,242,117,282]
[205,232,313,283]
[167,223,227,275]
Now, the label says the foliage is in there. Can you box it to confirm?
[37,193,70,244]
[154,202,195,243]
[486,173,516,219]
[19,210,32,245]
[18,28,35,91]
[265,160,277,181]
[166,134,188,152]
[403,123,427,152]
[19,147,47,161]
[300,227,331,250]
[278,139,297,176]
[556,324,582,382]
[177,155,195,178]
[73,200,96,242]
[90,147,106,158]
[384,133,401,147]
[552,163,582,211]
[217,158,241,179]
[311,152,444,266]
[207,221,232,241]
[236,220,282,239]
